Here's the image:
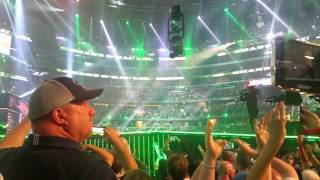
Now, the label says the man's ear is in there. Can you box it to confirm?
[51,108,69,125]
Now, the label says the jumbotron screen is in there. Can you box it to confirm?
[0,93,28,134]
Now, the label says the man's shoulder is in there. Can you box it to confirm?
[81,158,117,180]
[0,146,116,180]
[55,148,117,179]
[56,147,104,163]
[0,147,20,170]
[0,147,20,160]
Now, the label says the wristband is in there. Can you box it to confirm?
[201,161,216,169]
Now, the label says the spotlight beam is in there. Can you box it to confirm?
[66,38,74,78]
[19,88,36,98]
[100,20,132,86]
[37,0,77,77]
[256,0,300,37]
[42,0,76,35]
[100,20,116,49]
[3,0,16,33]
[125,21,139,46]
[149,23,166,48]
[224,10,254,41]
[268,0,280,36]
[100,20,127,75]
[98,20,133,126]
[14,0,31,62]
[197,16,221,43]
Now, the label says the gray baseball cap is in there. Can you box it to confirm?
[28,77,103,121]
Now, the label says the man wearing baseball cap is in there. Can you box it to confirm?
[0,77,117,180]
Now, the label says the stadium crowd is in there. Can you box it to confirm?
[0,77,320,180]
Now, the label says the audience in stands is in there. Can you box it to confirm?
[1,77,320,180]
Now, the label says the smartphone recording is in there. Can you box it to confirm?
[272,38,320,93]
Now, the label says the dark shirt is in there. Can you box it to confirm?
[0,135,117,180]
[234,171,248,180]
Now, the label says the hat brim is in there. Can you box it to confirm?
[75,88,103,102]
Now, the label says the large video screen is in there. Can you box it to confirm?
[273,39,320,93]
[0,93,28,133]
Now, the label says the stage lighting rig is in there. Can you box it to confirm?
[168,5,184,58]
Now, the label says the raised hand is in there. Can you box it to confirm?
[103,127,122,145]
[301,107,320,129]
[205,119,227,160]
[254,116,269,152]
[191,119,226,180]
[103,127,138,170]
[82,144,114,166]
[267,101,286,146]
[246,102,287,180]
[232,138,257,158]
[153,142,160,150]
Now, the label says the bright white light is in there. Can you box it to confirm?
[149,23,152,27]
[84,62,93,66]
[256,0,299,37]
[14,0,28,61]
[156,77,184,81]
[157,48,169,52]
[92,127,104,136]
[106,45,116,50]
[100,20,116,52]
[159,57,186,61]
[304,56,314,60]
[108,5,118,8]
[217,52,227,56]
[19,88,36,98]
[11,75,28,81]
[197,16,221,43]
[212,73,225,77]
[132,77,151,81]
[15,34,32,42]
[56,36,66,41]
[33,72,48,77]
[99,19,134,107]
[248,78,272,86]
[265,32,274,40]
[110,0,125,6]
[149,24,166,48]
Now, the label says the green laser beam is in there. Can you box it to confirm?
[126,21,139,46]
[0,123,8,129]
[224,9,254,41]
[125,21,145,58]
[75,14,80,42]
